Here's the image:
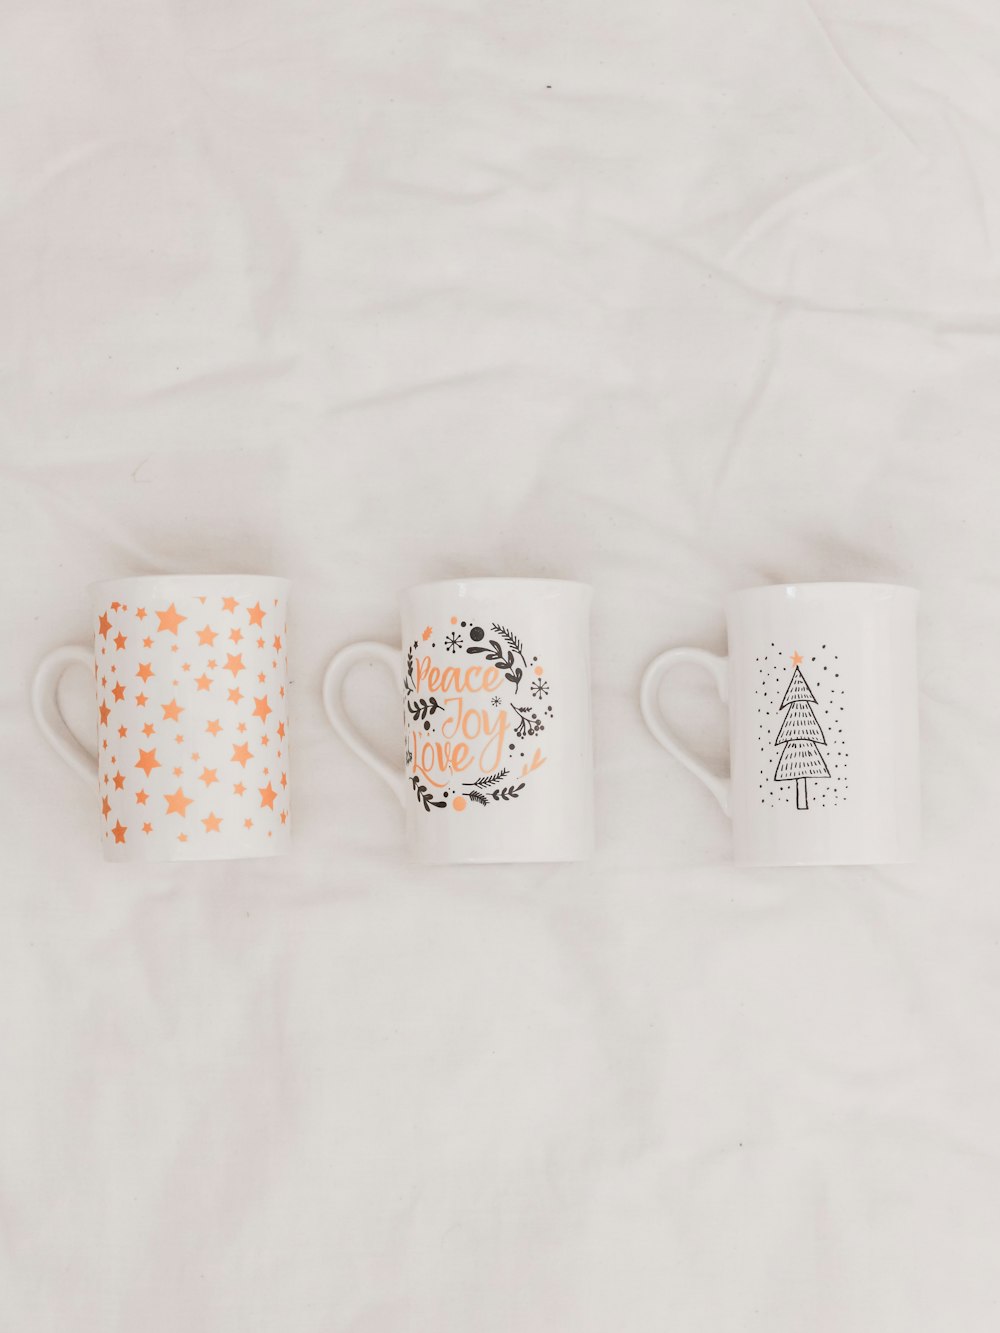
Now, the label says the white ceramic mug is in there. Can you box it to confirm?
[323,578,594,863]
[32,575,291,862]
[640,583,920,866]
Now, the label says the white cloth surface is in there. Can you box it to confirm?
[3,1,1000,1328]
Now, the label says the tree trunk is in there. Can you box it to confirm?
[796,777,808,810]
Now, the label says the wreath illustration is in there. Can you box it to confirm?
[403,620,552,813]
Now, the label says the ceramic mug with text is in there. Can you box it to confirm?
[323,578,594,863]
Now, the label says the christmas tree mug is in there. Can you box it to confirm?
[639,583,920,866]
[32,575,291,861]
[323,578,594,863]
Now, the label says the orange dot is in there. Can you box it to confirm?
[450,615,457,624]
[452,796,467,812]
[534,665,544,676]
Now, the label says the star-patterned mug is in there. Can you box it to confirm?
[639,583,921,866]
[323,578,594,863]
[32,575,291,861]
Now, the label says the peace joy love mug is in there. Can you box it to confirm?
[32,575,291,861]
[323,578,594,863]
[640,583,920,866]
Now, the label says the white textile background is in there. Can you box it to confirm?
[3,0,1000,1328]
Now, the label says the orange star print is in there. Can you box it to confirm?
[88,583,290,860]
[135,748,160,778]
[155,603,186,635]
[164,787,193,817]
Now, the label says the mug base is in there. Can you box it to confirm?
[102,839,290,864]
[735,852,919,867]
[411,848,594,866]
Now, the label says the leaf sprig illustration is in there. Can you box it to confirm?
[491,784,525,801]
[511,704,544,740]
[410,776,447,810]
[462,769,509,789]
[467,789,489,806]
[405,646,415,695]
[490,624,526,667]
[407,696,442,722]
[466,638,523,691]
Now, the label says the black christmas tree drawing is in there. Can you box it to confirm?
[773,658,830,810]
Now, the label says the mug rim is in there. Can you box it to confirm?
[88,573,290,596]
[400,576,592,598]
[728,581,918,603]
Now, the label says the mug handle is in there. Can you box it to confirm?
[31,645,99,784]
[639,647,731,815]
[322,642,408,809]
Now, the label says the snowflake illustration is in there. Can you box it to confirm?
[444,632,463,654]
[490,696,501,707]
[531,678,549,698]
